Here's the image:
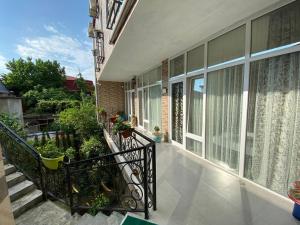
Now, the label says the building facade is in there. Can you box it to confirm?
[89,0,300,198]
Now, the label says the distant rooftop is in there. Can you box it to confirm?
[0,80,9,94]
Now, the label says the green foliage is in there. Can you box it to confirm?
[1,58,65,96]
[88,193,110,216]
[80,137,106,159]
[23,87,78,110]
[154,126,160,132]
[36,99,80,114]
[58,101,100,139]
[112,117,131,135]
[37,140,63,158]
[75,73,88,94]
[65,147,76,160]
[0,113,26,137]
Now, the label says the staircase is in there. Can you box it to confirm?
[4,157,43,218]
[71,211,125,225]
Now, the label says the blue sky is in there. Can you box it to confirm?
[0,0,94,81]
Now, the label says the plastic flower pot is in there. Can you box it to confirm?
[41,155,64,170]
[293,203,300,220]
[153,134,162,143]
[120,128,133,138]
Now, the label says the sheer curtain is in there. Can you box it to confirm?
[172,82,183,143]
[206,65,244,171]
[149,85,162,131]
[245,52,300,195]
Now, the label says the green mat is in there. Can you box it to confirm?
[121,215,158,225]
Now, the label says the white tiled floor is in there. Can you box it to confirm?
[149,143,300,225]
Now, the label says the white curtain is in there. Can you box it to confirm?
[245,52,300,195]
[206,65,244,171]
[149,85,161,131]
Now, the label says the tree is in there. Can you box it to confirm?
[75,73,88,94]
[1,58,66,96]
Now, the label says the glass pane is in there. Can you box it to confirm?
[149,66,162,85]
[187,45,204,72]
[149,85,161,131]
[143,88,149,120]
[138,90,143,126]
[251,1,300,54]
[245,52,300,196]
[206,65,244,172]
[172,82,183,143]
[137,75,143,88]
[208,25,245,66]
[144,122,148,130]
[143,73,149,86]
[170,54,184,77]
[186,138,202,157]
[187,76,204,136]
[131,92,135,116]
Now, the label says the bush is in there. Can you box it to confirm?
[80,137,106,159]
[65,147,76,160]
[58,101,101,139]
[0,113,26,137]
[36,99,80,114]
[37,140,63,158]
[88,193,110,216]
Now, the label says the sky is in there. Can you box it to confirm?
[0,0,94,82]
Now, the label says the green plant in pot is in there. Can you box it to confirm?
[37,140,64,170]
[112,117,133,138]
[153,126,162,143]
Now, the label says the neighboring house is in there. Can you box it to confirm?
[0,81,23,124]
[64,75,94,95]
[90,0,300,205]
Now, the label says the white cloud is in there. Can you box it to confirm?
[44,25,58,33]
[16,26,95,82]
[0,54,8,74]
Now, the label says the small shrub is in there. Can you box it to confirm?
[88,193,110,216]
[37,140,63,158]
[65,147,76,160]
[0,113,26,137]
[80,137,106,159]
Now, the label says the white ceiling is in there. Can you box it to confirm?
[100,0,283,81]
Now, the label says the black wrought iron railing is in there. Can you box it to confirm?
[105,120,157,218]
[0,121,46,198]
[0,119,156,219]
[106,0,123,30]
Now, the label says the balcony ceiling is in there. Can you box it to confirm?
[100,0,283,81]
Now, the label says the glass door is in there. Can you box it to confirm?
[171,81,184,144]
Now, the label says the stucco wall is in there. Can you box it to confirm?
[0,97,23,124]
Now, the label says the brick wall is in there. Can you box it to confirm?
[161,59,169,142]
[96,81,125,117]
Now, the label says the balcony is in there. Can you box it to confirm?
[89,0,98,18]
[88,22,94,38]
[106,0,123,30]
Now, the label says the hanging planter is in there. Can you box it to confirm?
[288,181,300,220]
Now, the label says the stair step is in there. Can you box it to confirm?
[77,213,95,225]
[6,171,26,188]
[11,189,43,218]
[70,213,81,225]
[9,180,35,202]
[4,164,16,176]
[107,212,124,225]
[94,212,108,225]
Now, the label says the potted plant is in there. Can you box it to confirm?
[288,180,300,220]
[37,140,64,170]
[153,126,162,143]
[112,117,133,138]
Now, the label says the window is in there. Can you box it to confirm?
[187,75,204,136]
[148,66,162,85]
[251,1,300,54]
[245,52,300,195]
[143,88,149,120]
[143,73,149,86]
[208,25,245,66]
[149,85,162,131]
[137,75,143,88]
[186,138,202,157]
[170,54,184,77]
[206,65,244,172]
[187,45,204,72]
